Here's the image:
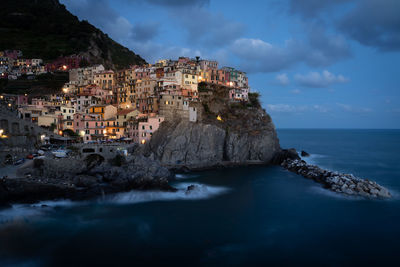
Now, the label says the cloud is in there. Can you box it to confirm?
[169,8,245,48]
[290,89,301,94]
[266,104,329,113]
[294,70,349,88]
[124,0,209,7]
[230,27,351,73]
[61,0,160,43]
[276,73,289,85]
[336,103,372,113]
[288,0,352,18]
[131,22,160,42]
[288,0,400,51]
[338,0,400,51]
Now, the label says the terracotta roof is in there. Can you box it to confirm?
[117,108,136,115]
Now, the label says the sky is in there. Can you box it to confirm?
[60,0,400,129]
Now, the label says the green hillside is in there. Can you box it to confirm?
[0,0,146,69]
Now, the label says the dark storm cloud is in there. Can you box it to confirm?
[288,0,400,51]
[144,0,209,7]
[121,0,209,8]
[338,0,400,51]
[132,22,160,42]
[172,8,245,48]
[230,24,351,73]
[61,0,159,42]
[288,0,351,18]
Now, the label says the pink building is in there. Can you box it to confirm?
[131,115,164,145]
[80,85,110,102]
[17,95,28,106]
[229,88,249,102]
[74,113,106,142]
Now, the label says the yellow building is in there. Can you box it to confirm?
[116,109,140,128]
[136,79,157,99]
[94,71,115,90]
[89,104,117,120]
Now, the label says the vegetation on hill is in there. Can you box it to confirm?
[0,0,146,69]
[0,72,69,95]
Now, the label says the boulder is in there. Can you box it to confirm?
[301,150,310,157]
[271,148,300,165]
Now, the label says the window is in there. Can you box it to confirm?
[142,125,145,130]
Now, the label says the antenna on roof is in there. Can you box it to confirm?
[196,56,200,63]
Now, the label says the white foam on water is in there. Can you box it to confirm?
[0,199,82,223]
[0,184,229,221]
[301,154,327,166]
[0,204,44,222]
[105,182,230,204]
[30,199,79,208]
[174,173,200,180]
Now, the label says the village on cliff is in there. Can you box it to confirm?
[0,50,251,145]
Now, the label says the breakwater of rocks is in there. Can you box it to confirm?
[281,159,391,198]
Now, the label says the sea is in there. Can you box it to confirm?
[0,129,399,266]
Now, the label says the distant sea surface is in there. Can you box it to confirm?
[1,129,400,266]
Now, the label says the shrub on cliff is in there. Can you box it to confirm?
[248,92,261,108]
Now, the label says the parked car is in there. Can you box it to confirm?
[52,150,68,158]
[14,158,25,165]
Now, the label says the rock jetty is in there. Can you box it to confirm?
[281,158,391,198]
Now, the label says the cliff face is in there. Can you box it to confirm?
[144,85,281,169]
[0,0,146,69]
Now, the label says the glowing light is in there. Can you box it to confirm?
[8,103,11,107]
[63,88,69,93]
[103,129,107,134]
[59,130,63,135]
[80,130,85,137]
[62,65,67,70]
[0,95,3,99]
[40,134,46,140]
[0,129,3,136]
[141,139,146,144]
[217,115,223,121]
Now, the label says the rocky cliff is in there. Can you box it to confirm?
[144,85,281,169]
[0,154,174,204]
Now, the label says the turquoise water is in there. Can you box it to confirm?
[1,129,400,266]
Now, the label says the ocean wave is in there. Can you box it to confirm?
[0,184,229,221]
[104,182,230,204]
[0,204,44,222]
[0,199,80,224]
